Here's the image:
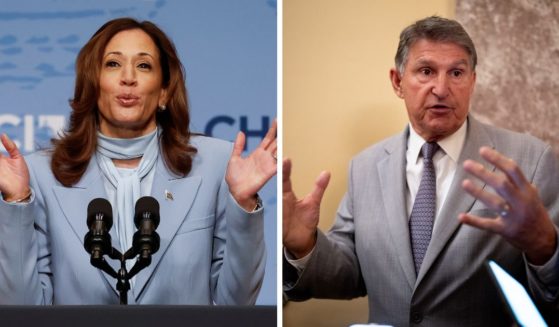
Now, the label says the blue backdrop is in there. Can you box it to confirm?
[0,0,277,305]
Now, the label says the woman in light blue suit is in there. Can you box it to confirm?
[0,18,277,305]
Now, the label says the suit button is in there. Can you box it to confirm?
[411,311,423,324]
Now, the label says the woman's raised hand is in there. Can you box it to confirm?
[0,134,31,202]
[225,119,277,211]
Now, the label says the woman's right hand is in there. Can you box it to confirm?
[0,134,30,202]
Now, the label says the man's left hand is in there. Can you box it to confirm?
[460,146,557,265]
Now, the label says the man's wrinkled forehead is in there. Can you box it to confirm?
[406,38,475,69]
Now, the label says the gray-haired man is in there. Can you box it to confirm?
[283,16,559,326]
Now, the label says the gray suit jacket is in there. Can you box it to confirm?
[0,136,265,305]
[284,117,559,326]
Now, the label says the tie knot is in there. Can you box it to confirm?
[421,142,439,161]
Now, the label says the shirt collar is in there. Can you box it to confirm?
[407,119,468,163]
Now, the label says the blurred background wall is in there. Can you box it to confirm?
[457,0,559,154]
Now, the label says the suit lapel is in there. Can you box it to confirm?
[415,117,495,286]
[53,154,203,299]
[378,128,417,290]
[133,156,202,300]
[52,156,122,295]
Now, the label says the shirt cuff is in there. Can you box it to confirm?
[1,188,35,206]
[527,236,559,284]
[526,231,559,300]
[230,193,263,214]
[284,246,315,273]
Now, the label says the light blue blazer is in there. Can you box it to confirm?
[0,136,266,305]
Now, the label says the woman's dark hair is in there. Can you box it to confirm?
[51,17,196,186]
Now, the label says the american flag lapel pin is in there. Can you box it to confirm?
[165,190,174,201]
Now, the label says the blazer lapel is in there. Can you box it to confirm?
[133,156,202,300]
[415,117,495,286]
[52,156,122,295]
[378,128,417,290]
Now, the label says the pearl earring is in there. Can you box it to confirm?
[158,104,167,111]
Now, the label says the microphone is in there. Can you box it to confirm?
[84,198,113,261]
[132,196,160,260]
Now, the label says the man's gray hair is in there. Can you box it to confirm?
[395,16,477,75]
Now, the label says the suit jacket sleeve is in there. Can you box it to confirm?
[283,159,367,301]
[210,169,266,305]
[525,144,559,305]
[0,156,53,304]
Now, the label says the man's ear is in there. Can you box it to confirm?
[389,68,404,99]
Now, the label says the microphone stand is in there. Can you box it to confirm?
[86,196,160,305]
[89,245,155,305]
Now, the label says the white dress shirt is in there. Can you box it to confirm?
[405,121,467,230]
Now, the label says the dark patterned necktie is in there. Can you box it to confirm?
[409,142,439,274]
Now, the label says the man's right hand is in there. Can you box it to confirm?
[0,134,31,202]
[282,158,330,259]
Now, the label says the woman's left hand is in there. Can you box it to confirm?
[226,119,277,211]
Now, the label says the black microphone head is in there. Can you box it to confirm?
[87,198,113,229]
[134,196,160,228]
